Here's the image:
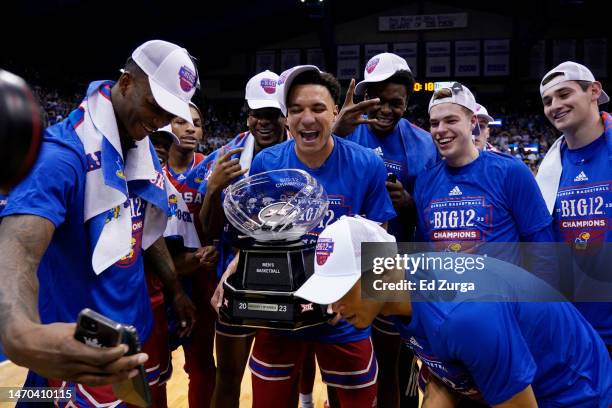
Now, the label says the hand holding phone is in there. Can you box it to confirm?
[74,309,152,407]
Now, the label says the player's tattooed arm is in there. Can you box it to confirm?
[144,237,196,336]
[0,215,144,385]
[0,215,52,332]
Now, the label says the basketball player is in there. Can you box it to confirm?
[537,61,612,358]
[333,52,438,407]
[229,65,395,408]
[295,215,612,407]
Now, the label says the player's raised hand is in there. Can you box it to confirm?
[332,78,381,136]
[207,146,248,194]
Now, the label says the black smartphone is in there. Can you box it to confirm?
[387,172,397,183]
[74,309,152,407]
[74,308,123,348]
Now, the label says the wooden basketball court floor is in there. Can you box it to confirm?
[0,347,330,407]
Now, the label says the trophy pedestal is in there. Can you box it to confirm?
[219,240,333,330]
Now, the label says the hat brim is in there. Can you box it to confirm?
[280,65,320,115]
[477,113,494,123]
[148,77,194,125]
[598,90,610,105]
[294,272,360,305]
[354,72,394,95]
[247,98,283,111]
[152,124,180,144]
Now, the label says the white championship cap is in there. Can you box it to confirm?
[245,70,282,111]
[540,61,609,105]
[355,53,411,95]
[295,216,396,305]
[277,65,321,116]
[131,40,198,124]
[475,103,494,123]
[428,81,477,114]
[152,124,180,144]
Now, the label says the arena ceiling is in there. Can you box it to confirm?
[1,0,601,84]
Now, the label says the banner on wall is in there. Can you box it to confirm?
[307,48,325,70]
[337,45,361,80]
[484,39,510,76]
[255,51,276,73]
[454,40,480,77]
[426,41,450,77]
[281,49,301,72]
[393,43,418,76]
[584,38,607,78]
[379,13,468,31]
[365,44,389,60]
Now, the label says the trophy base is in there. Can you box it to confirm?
[219,240,334,330]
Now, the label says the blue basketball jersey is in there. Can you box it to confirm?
[346,119,438,241]
[1,118,153,342]
[391,262,612,407]
[250,136,396,343]
[413,151,552,262]
[553,133,612,345]
[392,299,612,407]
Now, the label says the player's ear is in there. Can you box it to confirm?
[590,81,603,104]
[118,71,134,96]
[470,114,478,132]
[333,104,339,117]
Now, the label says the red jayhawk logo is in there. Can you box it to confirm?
[366,58,380,74]
[316,238,334,266]
[260,78,277,94]
[179,66,197,92]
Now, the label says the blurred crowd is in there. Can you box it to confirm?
[31,85,560,170]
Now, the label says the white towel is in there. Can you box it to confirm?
[73,82,168,273]
[239,132,255,175]
[535,135,565,215]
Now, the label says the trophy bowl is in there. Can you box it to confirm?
[220,169,334,330]
[223,169,329,242]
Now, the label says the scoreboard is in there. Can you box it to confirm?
[413,81,435,92]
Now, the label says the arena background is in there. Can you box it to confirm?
[0,0,608,392]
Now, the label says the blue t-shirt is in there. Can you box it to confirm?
[553,134,612,345]
[1,118,153,342]
[250,136,396,343]
[391,264,612,407]
[346,119,437,241]
[413,151,552,263]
